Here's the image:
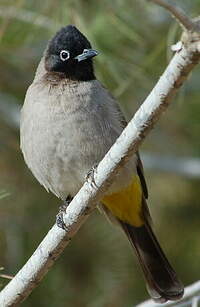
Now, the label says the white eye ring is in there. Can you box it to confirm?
[60,50,70,61]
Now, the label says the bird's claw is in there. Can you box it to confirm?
[85,163,98,188]
[56,196,73,231]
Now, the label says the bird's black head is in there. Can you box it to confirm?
[45,25,98,81]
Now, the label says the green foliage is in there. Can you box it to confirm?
[0,1,200,306]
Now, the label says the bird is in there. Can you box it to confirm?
[20,25,184,303]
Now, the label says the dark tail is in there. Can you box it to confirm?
[121,221,184,303]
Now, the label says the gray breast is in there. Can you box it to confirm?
[20,78,124,199]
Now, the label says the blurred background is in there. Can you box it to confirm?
[0,0,200,306]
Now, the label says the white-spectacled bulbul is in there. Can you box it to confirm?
[20,25,184,302]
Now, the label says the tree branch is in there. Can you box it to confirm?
[149,0,199,32]
[0,6,58,31]
[136,281,200,307]
[1,3,200,307]
[142,153,200,179]
[0,93,20,130]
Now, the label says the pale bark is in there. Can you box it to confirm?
[136,281,200,307]
[150,0,197,31]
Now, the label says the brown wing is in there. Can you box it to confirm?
[108,90,148,199]
[136,152,148,199]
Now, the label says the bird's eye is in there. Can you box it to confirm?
[60,50,70,61]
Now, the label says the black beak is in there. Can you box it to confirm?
[74,49,99,62]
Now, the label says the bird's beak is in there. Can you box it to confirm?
[74,49,99,62]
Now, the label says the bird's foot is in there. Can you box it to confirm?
[85,163,98,188]
[56,195,73,231]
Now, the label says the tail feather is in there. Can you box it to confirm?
[121,221,184,303]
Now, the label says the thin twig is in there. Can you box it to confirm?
[192,296,199,307]
[149,0,197,32]
[142,153,200,179]
[0,93,20,130]
[0,275,13,281]
[0,6,59,31]
[136,281,200,307]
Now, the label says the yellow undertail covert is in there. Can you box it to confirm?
[102,175,144,227]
